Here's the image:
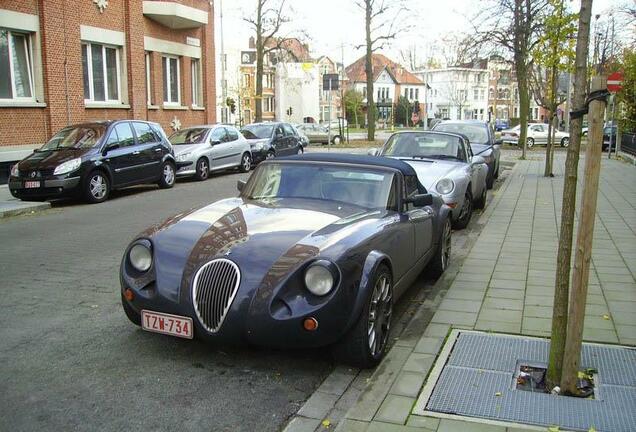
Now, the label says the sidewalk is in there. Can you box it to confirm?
[326,153,636,432]
[0,185,50,219]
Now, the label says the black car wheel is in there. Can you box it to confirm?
[84,171,110,203]
[297,147,303,155]
[121,293,141,325]
[486,169,494,189]
[266,150,275,160]
[453,189,473,230]
[239,152,252,173]
[527,137,535,148]
[158,161,175,189]
[333,264,392,368]
[474,185,487,210]
[195,158,209,181]
[332,135,342,145]
[561,137,569,147]
[428,218,452,278]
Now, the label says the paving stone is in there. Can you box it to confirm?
[583,315,616,330]
[475,319,521,333]
[374,395,415,424]
[482,297,523,310]
[336,387,363,411]
[431,310,477,326]
[406,415,440,429]
[478,308,522,323]
[607,300,636,313]
[298,391,340,419]
[424,323,451,338]
[414,336,444,355]
[487,288,525,300]
[283,416,322,432]
[604,290,636,302]
[615,324,636,341]
[455,272,492,282]
[522,317,552,333]
[318,368,358,396]
[524,305,553,318]
[524,295,553,306]
[389,371,427,398]
[612,311,636,326]
[334,418,369,432]
[438,418,506,432]
[438,299,482,313]
[445,289,485,301]
[402,353,435,374]
[583,327,619,343]
[366,421,422,432]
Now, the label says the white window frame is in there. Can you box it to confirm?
[191,58,201,107]
[82,41,121,104]
[162,55,181,105]
[145,52,152,105]
[1,29,35,102]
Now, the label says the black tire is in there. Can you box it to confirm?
[474,185,487,210]
[428,218,452,278]
[195,157,209,181]
[158,161,176,189]
[486,169,494,189]
[333,264,393,368]
[297,146,304,155]
[266,150,275,160]
[332,135,342,145]
[83,170,110,203]
[121,293,141,326]
[239,152,252,173]
[453,189,473,230]
[561,137,569,147]
[527,137,535,148]
[493,161,500,179]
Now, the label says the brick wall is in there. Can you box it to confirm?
[0,0,216,147]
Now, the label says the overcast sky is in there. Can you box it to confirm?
[217,0,630,67]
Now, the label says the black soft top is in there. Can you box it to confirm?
[283,153,418,177]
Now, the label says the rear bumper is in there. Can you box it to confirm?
[9,176,81,200]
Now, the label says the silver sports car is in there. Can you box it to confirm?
[371,131,488,229]
[171,125,253,181]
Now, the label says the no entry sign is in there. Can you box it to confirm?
[607,71,624,93]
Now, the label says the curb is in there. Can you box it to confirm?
[282,164,519,432]
[0,201,51,219]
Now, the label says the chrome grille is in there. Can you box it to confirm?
[192,258,240,333]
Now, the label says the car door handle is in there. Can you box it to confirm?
[154,148,162,152]
[133,151,140,155]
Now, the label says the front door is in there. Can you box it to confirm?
[272,125,287,155]
[132,122,163,180]
[282,123,297,154]
[208,127,232,171]
[103,122,138,186]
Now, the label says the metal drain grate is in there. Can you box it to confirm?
[421,331,636,432]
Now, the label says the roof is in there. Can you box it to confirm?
[345,54,424,85]
[281,153,418,177]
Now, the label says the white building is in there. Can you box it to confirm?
[416,67,489,121]
[275,63,320,124]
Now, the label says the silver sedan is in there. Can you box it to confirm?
[502,123,570,148]
[170,125,252,180]
[371,131,488,229]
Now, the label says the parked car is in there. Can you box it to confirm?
[370,131,488,229]
[432,120,501,189]
[120,154,452,368]
[9,120,176,203]
[240,122,304,164]
[603,125,617,151]
[494,119,509,131]
[296,123,343,145]
[171,125,252,181]
[501,123,570,148]
[290,124,310,148]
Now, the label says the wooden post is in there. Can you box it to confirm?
[560,75,607,395]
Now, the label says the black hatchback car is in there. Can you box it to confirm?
[9,120,177,203]
[240,122,304,164]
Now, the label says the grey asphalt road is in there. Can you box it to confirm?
[0,157,499,432]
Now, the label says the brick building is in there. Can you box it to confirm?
[0,0,216,149]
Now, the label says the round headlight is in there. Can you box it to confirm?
[304,263,335,296]
[129,243,152,272]
[436,178,455,195]
[10,163,20,177]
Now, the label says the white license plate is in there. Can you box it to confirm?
[141,310,193,339]
[24,181,40,188]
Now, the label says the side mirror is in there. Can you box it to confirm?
[367,148,379,156]
[407,193,433,207]
[237,180,246,192]
[471,155,486,165]
[210,139,221,146]
[103,142,119,154]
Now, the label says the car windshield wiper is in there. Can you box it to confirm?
[395,156,434,162]
[427,155,462,161]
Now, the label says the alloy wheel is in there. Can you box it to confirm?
[561,137,569,147]
[459,192,472,221]
[527,138,534,148]
[198,159,209,180]
[367,274,392,357]
[441,220,451,271]
[164,163,175,185]
[242,154,251,171]
[90,174,107,200]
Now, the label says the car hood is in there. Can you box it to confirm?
[142,198,383,301]
[390,158,462,189]
[172,143,207,155]
[245,138,271,147]
[17,148,89,171]
[471,144,492,155]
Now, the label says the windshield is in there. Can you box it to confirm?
[41,125,106,150]
[434,123,488,144]
[244,163,395,209]
[241,124,273,140]
[169,128,209,145]
[381,133,465,161]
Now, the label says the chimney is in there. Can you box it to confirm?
[248,36,255,49]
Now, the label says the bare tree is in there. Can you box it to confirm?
[545,0,593,391]
[437,33,482,67]
[473,0,549,160]
[441,76,470,119]
[244,0,291,122]
[354,0,409,141]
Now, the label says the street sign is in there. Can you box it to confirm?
[322,73,339,91]
[607,71,624,93]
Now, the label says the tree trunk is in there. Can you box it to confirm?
[513,0,529,160]
[365,0,375,141]
[254,2,263,123]
[545,114,553,175]
[561,75,607,395]
[546,0,592,390]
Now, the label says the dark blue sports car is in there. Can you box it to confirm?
[120,154,452,367]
